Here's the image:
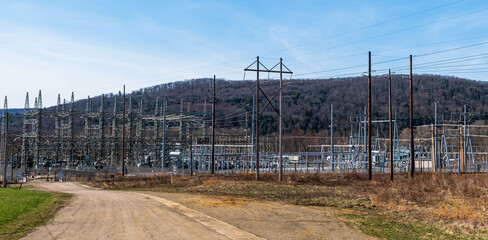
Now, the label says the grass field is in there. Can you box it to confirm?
[0,185,70,240]
[90,172,488,239]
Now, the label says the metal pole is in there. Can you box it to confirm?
[162,100,167,170]
[410,55,415,178]
[364,107,366,162]
[368,51,372,180]
[431,124,435,173]
[435,102,438,170]
[10,153,13,183]
[211,75,216,174]
[256,56,260,180]
[279,58,283,181]
[463,104,467,172]
[245,113,249,173]
[190,135,193,176]
[2,111,8,187]
[331,104,334,171]
[122,85,126,176]
[388,69,393,181]
[251,96,255,174]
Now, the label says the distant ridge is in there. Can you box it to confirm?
[16,74,488,135]
[0,109,24,115]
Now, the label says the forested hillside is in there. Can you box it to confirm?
[68,74,488,136]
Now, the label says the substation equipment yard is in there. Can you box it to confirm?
[0,88,487,181]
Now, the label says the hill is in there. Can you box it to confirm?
[69,74,488,136]
[0,109,24,115]
[4,75,486,137]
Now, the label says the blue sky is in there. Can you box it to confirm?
[0,0,487,107]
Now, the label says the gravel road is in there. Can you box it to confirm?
[23,182,374,240]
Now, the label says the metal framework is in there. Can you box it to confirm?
[17,91,210,176]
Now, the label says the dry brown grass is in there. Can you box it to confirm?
[202,178,219,185]
[438,199,480,223]
[89,174,173,188]
[87,172,488,236]
[369,195,381,208]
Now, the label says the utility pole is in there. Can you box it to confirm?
[409,55,415,179]
[2,97,8,188]
[388,70,393,181]
[279,58,283,182]
[162,100,167,170]
[10,153,13,184]
[190,135,193,176]
[431,123,435,173]
[435,102,438,170]
[460,127,464,173]
[245,112,249,172]
[368,51,372,181]
[122,85,126,177]
[463,105,467,173]
[331,104,334,171]
[244,57,292,181]
[256,57,260,180]
[211,75,216,174]
[251,96,255,174]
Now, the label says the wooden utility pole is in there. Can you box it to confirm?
[368,51,372,181]
[122,85,126,177]
[460,127,465,173]
[409,55,415,178]
[211,75,216,174]
[388,69,393,181]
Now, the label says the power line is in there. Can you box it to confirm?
[294,56,408,77]
[261,0,465,57]
[214,104,251,120]
[288,35,488,70]
[377,34,488,54]
[291,6,488,59]
[106,3,486,87]
[202,110,250,123]
[414,63,488,70]
[413,42,488,57]
[414,53,488,66]
[113,1,475,85]
[416,70,488,74]
[296,41,488,79]
[375,53,488,72]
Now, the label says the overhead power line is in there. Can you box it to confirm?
[117,1,471,85]
[288,35,488,69]
[290,6,488,59]
[295,42,488,79]
[413,41,488,57]
[262,0,465,57]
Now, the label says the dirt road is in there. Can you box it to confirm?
[24,182,373,240]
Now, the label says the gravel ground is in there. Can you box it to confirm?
[140,191,375,240]
[22,182,374,240]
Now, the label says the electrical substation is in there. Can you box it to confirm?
[1,56,488,183]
